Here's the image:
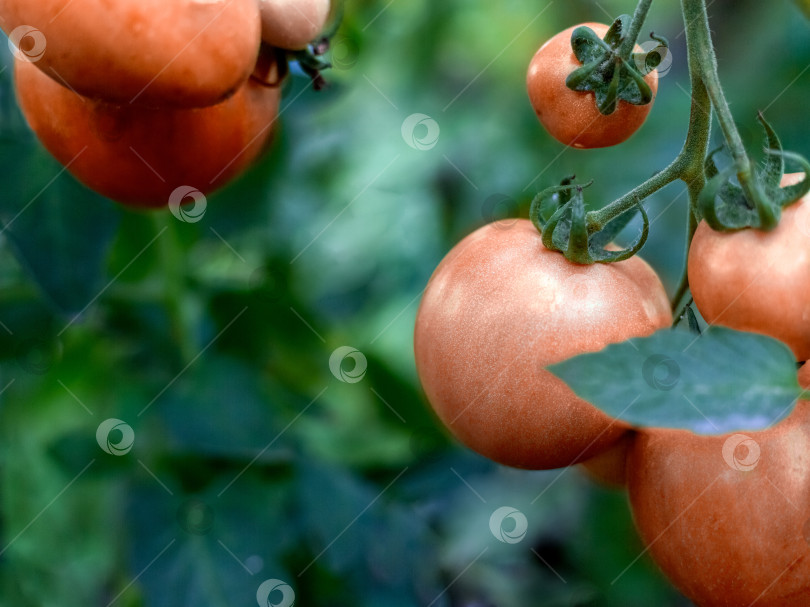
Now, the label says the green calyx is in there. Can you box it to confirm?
[698,113,810,231]
[286,2,343,90]
[530,177,649,265]
[565,16,666,116]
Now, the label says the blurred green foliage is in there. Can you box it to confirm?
[0,1,807,605]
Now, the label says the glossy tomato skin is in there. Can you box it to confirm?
[414,220,671,470]
[527,23,658,149]
[628,381,810,606]
[259,0,331,50]
[14,56,281,208]
[2,0,261,108]
[689,173,810,361]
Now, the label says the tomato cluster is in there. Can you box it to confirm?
[417,14,810,603]
[2,0,331,208]
[415,208,810,606]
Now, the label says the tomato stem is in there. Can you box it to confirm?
[587,0,713,237]
[682,0,746,166]
[670,207,698,312]
[618,0,655,60]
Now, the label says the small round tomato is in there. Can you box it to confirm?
[526,23,658,149]
[14,54,281,208]
[627,366,810,606]
[688,173,810,360]
[413,220,671,470]
[2,0,261,108]
[259,0,331,50]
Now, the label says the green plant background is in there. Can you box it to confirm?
[0,1,806,605]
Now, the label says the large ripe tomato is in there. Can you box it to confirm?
[526,23,658,149]
[413,220,671,470]
[627,364,810,606]
[14,54,281,208]
[259,0,331,50]
[688,173,810,360]
[2,0,260,108]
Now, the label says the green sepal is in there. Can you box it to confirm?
[604,15,631,48]
[533,179,649,265]
[698,114,810,231]
[565,22,658,116]
[685,304,701,335]
[588,201,649,263]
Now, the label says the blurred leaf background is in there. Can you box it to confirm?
[0,1,807,605]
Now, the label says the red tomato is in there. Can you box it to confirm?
[689,173,810,360]
[527,23,658,148]
[627,364,810,606]
[2,0,261,108]
[414,220,671,470]
[14,54,281,208]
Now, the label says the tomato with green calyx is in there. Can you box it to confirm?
[689,173,810,360]
[414,219,671,470]
[14,53,282,208]
[627,363,810,606]
[527,23,658,149]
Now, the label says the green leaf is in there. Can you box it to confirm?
[548,327,801,434]
[0,138,120,315]
[126,475,296,607]
[0,57,120,315]
[295,462,447,606]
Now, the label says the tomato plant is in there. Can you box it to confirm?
[527,22,658,148]
[1,0,261,108]
[414,219,670,470]
[414,0,810,604]
[13,54,282,208]
[2,1,810,606]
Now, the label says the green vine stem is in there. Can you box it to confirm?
[583,0,748,311]
[618,0,655,59]
[670,202,699,313]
